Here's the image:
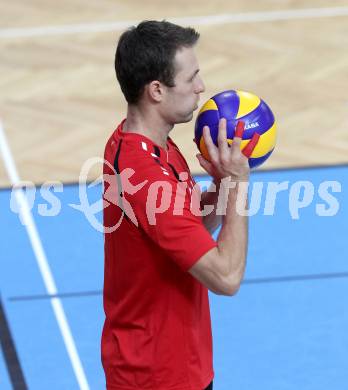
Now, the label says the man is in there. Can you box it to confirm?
[102,20,259,390]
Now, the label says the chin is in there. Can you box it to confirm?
[182,112,194,123]
[172,114,191,125]
[172,107,195,124]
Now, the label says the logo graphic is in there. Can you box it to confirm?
[245,122,259,130]
[70,157,148,233]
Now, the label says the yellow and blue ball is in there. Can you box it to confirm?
[194,90,277,169]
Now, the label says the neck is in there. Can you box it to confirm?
[123,104,173,150]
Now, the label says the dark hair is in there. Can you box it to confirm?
[115,20,199,104]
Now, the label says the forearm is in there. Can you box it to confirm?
[216,179,249,289]
[201,178,223,233]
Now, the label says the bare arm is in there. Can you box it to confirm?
[189,119,259,296]
[200,178,222,234]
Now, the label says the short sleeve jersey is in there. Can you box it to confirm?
[102,120,217,390]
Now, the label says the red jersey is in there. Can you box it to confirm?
[102,120,217,390]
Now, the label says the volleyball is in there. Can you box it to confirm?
[194,90,277,169]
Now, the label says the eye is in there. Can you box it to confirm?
[189,74,196,82]
[188,70,199,82]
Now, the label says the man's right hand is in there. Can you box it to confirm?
[196,118,260,181]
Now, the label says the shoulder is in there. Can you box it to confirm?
[116,138,176,184]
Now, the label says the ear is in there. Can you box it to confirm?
[146,80,163,103]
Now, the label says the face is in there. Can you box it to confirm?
[160,46,205,125]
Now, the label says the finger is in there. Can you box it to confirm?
[196,153,214,174]
[203,126,219,162]
[217,118,229,154]
[242,132,260,158]
[232,120,245,149]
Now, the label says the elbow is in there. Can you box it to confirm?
[219,274,242,296]
[221,284,240,297]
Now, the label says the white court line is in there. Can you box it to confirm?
[0,121,90,390]
[0,6,347,39]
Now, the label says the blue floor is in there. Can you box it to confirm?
[1,165,347,389]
